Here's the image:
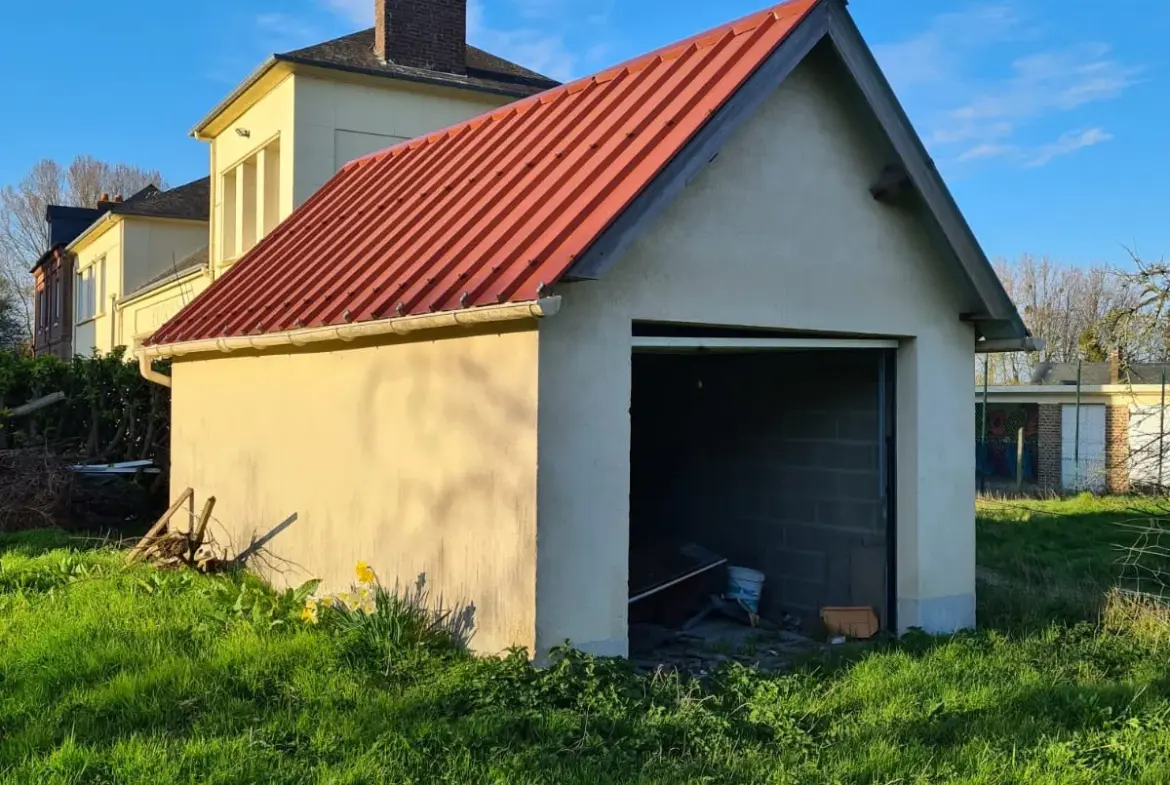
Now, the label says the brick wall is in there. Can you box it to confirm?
[1106,404,1130,494]
[376,0,467,74]
[1037,404,1062,491]
[631,351,888,628]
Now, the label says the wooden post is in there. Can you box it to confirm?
[1016,427,1025,491]
[127,487,193,563]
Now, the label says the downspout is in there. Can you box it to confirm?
[109,294,117,350]
[138,296,563,388]
[139,352,172,388]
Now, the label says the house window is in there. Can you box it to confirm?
[52,272,61,323]
[76,257,105,323]
[220,137,281,265]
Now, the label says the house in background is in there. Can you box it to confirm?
[191,0,558,285]
[143,0,1032,658]
[67,178,209,355]
[979,350,1170,494]
[36,0,553,360]
[32,204,109,357]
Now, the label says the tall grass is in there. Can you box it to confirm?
[5,501,1170,783]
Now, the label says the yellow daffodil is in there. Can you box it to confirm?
[355,561,376,585]
[301,599,319,624]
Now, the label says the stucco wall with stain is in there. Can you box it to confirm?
[170,327,541,655]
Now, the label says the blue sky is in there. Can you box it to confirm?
[0,0,1164,266]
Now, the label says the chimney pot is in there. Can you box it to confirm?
[99,192,110,202]
[375,0,467,75]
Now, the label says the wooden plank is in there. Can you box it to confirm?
[189,496,217,562]
[126,487,193,564]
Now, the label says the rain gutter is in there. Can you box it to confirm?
[138,296,562,388]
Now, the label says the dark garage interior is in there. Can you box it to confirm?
[628,348,895,645]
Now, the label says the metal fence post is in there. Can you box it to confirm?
[1074,360,1083,490]
[1160,368,1167,492]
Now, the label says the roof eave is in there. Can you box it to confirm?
[821,1,1027,339]
[273,53,549,99]
[191,56,280,140]
[565,0,1027,343]
[142,297,562,361]
[67,211,120,255]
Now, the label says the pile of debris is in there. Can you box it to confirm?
[0,449,73,531]
[126,488,227,573]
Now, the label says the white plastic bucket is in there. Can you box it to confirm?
[726,566,766,613]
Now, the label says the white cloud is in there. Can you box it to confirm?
[1026,127,1113,167]
[467,0,576,81]
[320,0,368,26]
[255,12,323,49]
[875,3,1139,168]
[874,3,1023,89]
[957,143,1015,163]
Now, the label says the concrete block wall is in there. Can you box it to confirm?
[1037,404,1062,491]
[1106,404,1130,494]
[631,351,887,629]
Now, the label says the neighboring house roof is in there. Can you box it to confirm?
[281,32,558,95]
[193,34,560,139]
[122,246,209,302]
[110,178,210,222]
[149,0,1027,349]
[1032,361,1170,386]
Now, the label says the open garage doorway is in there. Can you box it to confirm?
[628,336,897,660]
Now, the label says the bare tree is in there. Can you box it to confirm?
[982,254,1148,384]
[0,157,164,341]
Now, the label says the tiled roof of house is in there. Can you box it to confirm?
[1032,361,1170,386]
[113,178,210,222]
[148,0,819,346]
[278,31,560,97]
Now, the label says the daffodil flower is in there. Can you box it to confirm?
[355,561,376,585]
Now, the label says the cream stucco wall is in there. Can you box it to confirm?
[73,220,123,355]
[206,71,523,276]
[75,217,208,355]
[120,219,208,295]
[535,48,978,656]
[119,271,212,354]
[291,74,508,205]
[169,328,541,655]
[210,75,296,270]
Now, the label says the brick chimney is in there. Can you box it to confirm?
[374,0,467,75]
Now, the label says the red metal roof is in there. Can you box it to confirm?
[148,0,821,347]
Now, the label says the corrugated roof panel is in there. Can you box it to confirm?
[148,0,820,347]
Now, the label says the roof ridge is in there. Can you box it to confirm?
[343,0,821,172]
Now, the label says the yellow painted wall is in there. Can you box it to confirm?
[169,327,540,655]
[292,75,507,205]
[210,75,296,270]
[73,220,123,355]
[119,272,212,354]
[120,219,208,294]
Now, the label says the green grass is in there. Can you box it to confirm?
[4,498,1170,783]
